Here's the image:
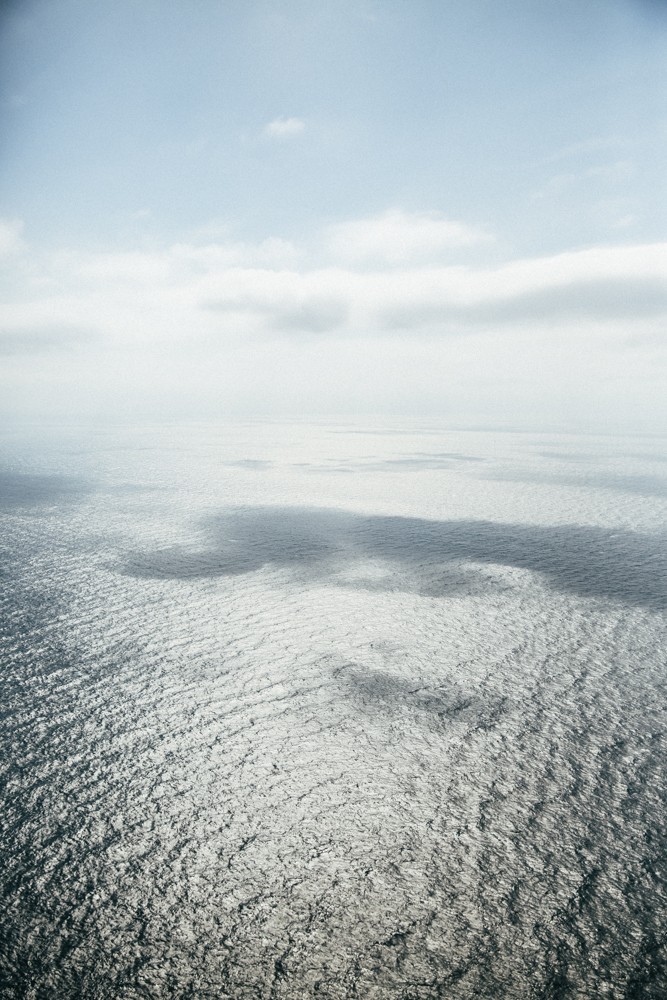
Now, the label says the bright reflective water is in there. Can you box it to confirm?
[1,422,666,998]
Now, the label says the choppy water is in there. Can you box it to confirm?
[1,421,666,998]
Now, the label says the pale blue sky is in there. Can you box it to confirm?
[1,0,666,429]
[2,0,665,252]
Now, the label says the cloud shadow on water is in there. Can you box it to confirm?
[486,468,667,499]
[335,453,485,473]
[333,663,509,730]
[0,470,92,510]
[292,453,485,474]
[121,506,667,612]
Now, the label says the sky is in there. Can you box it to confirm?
[1,0,666,431]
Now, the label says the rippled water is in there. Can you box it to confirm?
[1,421,666,998]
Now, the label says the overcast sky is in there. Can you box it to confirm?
[1,0,666,431]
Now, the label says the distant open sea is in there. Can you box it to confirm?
[1,420,666,998]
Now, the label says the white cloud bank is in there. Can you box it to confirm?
[264,116,306,138]
[1,212,665,431]
[325,209,492,265]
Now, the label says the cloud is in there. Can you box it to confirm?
[198,240,667,338]
[8,220,665,345]
[372,243,667,332]
[202,241,667,337]
[610,214,639,230]
[543,136,623,166]
[532,160,634,202]
[1,218,666,430]
[270,295,349,333]
[203,269,350,333]
[378,274,667,332]
[0,218,24,257]
[326,209,492,265]
[0,325,95,355]
[264,116,305,138]
[72,237,300,283]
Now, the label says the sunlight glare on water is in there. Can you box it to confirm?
[1,421,666,998]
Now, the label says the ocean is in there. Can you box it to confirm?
[1,420,666,998]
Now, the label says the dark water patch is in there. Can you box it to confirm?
[620,452,667,464]
[297,453,484,473]
[535,450,602,463]
[334,664,508,734]
[0,470,92,510]
[335,665,476,717]
[330,427,446,436]
[585,473,667,497]
[487,468,667,499]
[122,506,667,611]
[222,459,273,470]
[536,449,667,465]
[339,453,484,472]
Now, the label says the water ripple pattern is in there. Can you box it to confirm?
[1,423,666,998]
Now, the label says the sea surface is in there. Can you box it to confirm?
[1,420,666,998]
